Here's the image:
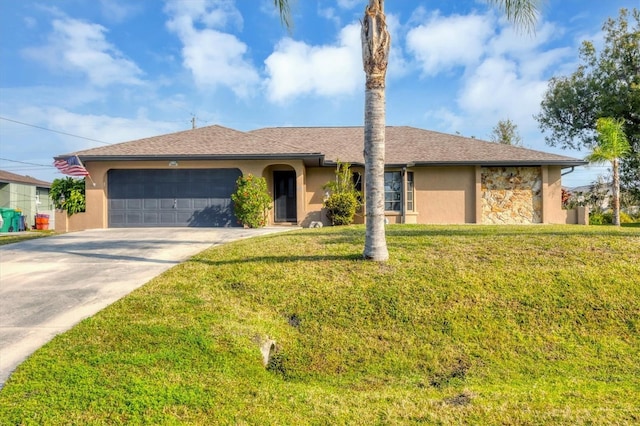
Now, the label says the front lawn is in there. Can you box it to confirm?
[1,225,638,424]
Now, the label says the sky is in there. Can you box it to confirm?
[0,0,637,187]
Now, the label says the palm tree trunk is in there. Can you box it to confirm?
[362,0,390,261]
[613,158,621,226]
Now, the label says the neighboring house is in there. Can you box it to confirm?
[565,183,613,212]
[566,181,639,216]
[54,125,587,231]
[0,170,53,227]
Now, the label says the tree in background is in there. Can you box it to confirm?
[537,8,640,197]
[489,119,523,146]
[50,177,86,216]
[587,117,631,226]
[273,0,539,260]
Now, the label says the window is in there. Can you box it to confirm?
[383,171,414,212]
[407,172,414,211]
[352,172,362,193]
[384,171,402,211]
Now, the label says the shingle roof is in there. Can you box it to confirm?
[250,126,586,166]
[0,170,51,187]
[68,124,585,167]
[70,125,318,158]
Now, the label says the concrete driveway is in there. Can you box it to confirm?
[0,227,294,387]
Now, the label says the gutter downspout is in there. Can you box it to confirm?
[561,166,575,176]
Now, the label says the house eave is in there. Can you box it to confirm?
[78,153,326,166]
[322,159,588,168]
[410,160,589,168]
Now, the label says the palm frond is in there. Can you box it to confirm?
[586,117,631,164]
[273,0,292,29]
[486,0,541,34]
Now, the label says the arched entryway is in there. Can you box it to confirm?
[263,165,299,224]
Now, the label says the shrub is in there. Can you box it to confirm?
[590,211,610,225]
[619,211,633,223]
[231,174,272,228]
[50,177,86,216]
[323,162,362,226]
[589,211,633,225]
[324,192,359,226]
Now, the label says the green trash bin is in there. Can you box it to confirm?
[12,214,22,232]
[0,208,16,232]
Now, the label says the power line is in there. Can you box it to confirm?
[0,157,51,167]
[0,116,112,145]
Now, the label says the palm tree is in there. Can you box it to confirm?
[362,0,391,260]
[273,0,540,261]
[587,117,631,226]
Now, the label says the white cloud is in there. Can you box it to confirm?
[18,106,181,151]
[337,0,360,10]
[264,22,363,103]
[385,13,410,80]
[318,6,340,26]
[0,106,183,183]
[406,9,576,141]
[23,16,37,29]
[406,12,495,76]
[164,0,243,30]
[22,17,143,87]
[425,107,465,134]
[164,0,258,96]
[489,20,559,57]
[99,0,140,23]
[460,57,547,122]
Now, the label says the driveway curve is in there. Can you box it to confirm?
[0,227,294,387]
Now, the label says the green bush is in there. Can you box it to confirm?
[231,174,272,228]
[620,211,633,223]
[324,192,359,226]
[589,212,604,225]
[50,177,86,216]
[590,211,634,225]
[323,162,362,226]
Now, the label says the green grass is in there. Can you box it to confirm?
[0,230,55,246]
[1,225,639,425]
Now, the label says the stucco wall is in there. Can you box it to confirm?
[304,167,333,226]
[76,159,576,231]
[542,166,570,224]
[80,159,306,230]
[55,210,91,233]
[481,167,542,224]
[414,166,476,224]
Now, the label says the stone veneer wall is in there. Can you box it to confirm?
[481,167,542,224]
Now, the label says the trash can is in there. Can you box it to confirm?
[0,208,16,232]
[11,214,22,232]
[35,213,50,230]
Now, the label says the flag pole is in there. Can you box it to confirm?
[76,155,96,187]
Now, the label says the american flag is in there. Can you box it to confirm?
[53,156,90,177]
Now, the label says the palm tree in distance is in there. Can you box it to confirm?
[587,117,631,226]
[273,0,540,261]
